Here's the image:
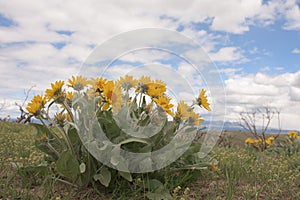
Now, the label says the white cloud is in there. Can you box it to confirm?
[225,71,300,130]
[292,48,300,54]
[289,86,300,101]
[209,47,248,64]
[0,0,299,131]
[260,66,271,72]
[283,0,300,30]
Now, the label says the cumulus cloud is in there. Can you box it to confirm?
[292,48,300,54]
[225,71,300,130]
[209,47,248,64]
[283,0,300,30]
[0,0,299,130]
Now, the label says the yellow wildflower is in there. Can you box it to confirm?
[147,80,166,98]
[111,83,123,112]
[153,95,174,116]
[101,81,123,111]
[288,131,298,138]
[26,95,46,116]
[197,89,211,111]
[136,76,151,93]
[254,139,262,144]
[45,80,65,102]
[54,112,66,125]
[67,75,88,91]
[245,137,255,144]
[66,91,74,100]
[175,101,203,126]
[88,77,107,97]
[210,163,220,171]
[102,81,114,110]
[175,101,189,120]
[266,136,275,146]
[64,91,73,106]
[117,75,138,90]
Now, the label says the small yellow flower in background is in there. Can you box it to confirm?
[197,89,211,111]
[173,185,182,194]
[183,187,190,195]
[254,139,262,143]
[26,95,46,116]
[153,95,174,116]
[266,136,275,146]
[67,75,88,91]
[45,80,65,102]
[287,131,298,138]
[210,163,220,171]
[245,137,255,144]
[117,75,138,90]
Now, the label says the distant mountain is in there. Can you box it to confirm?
[5,118,297,134]
[201,120,295,134]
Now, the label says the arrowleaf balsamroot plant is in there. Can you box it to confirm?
[24,75,214,198]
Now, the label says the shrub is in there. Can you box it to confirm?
[22,75,215,198]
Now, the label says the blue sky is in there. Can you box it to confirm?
[0,0,300,130]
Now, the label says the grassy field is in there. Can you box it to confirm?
[1,122,300,199]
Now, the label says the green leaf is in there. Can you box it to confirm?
[32,123,61,160]
[56,150,80,181]
[119,171,132,182]
[93,167,111,187]
[67,126,81,153]
[146,179,172,200]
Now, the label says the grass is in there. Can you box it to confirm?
[0,121,300,199]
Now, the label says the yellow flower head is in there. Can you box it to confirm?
[147,80,166,98]
[136,76,151,93]
[153,95,174,116]
[26,95,46,116]
[210,163,220,171]
[175,101,191,121]
[245,137,255,144]
[102,81,123,111]
[67,76,88,91]
[188,111,204,126]
[287,131,298,138]
[88,77,107,97]
[117,75,138,90]
[266,136,275,145]
[197,89,211,111]
[45,80,65,102]
[66,91,74,101]
[175,101,203,126]
[111,84,123,112]
[54,112,66,125]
